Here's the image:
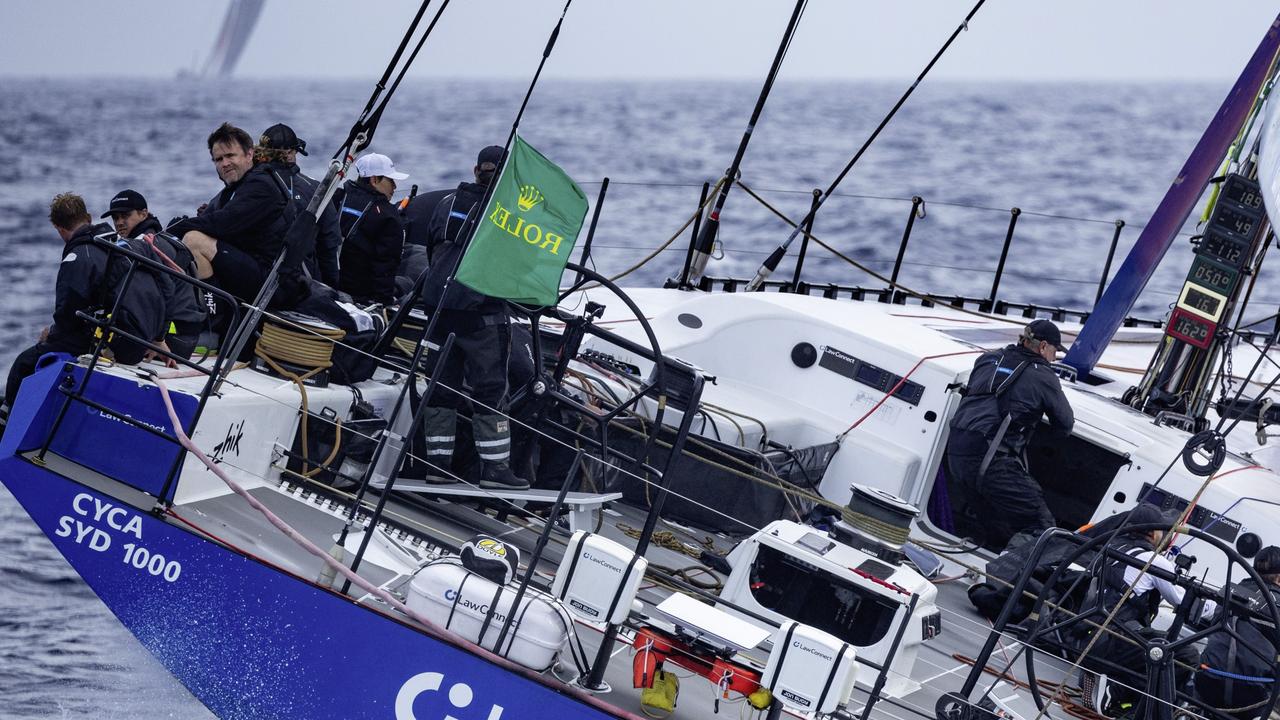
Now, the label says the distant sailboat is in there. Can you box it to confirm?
[200,0,266,78]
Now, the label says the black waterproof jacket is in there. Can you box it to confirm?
[169,163,288,272]
[419,181,506,318]
[267,163,342,287]
[1202,579,1280,681]
[402,188,452,248]
[125,223,207,331]
[129,214,165,239]
[949,344,1074,457]
[47,223,170,356]
[336,178,405,305]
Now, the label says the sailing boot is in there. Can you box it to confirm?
[415,406,458,484]
[473,413,530,490]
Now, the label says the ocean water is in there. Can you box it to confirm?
[0,77,1266,716]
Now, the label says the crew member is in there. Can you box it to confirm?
[258,123,342,287]
[945,318,1074,549]
[399,183,454,290]
[415,145,529,490]
[102,189,163,239]
[102,188,206,360]
[1195,546,1280,720]
[3,194,168,412]
[169,122,288,303]
[1081,503,1217,717]
[337,153,408,305]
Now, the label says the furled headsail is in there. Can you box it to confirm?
[200,0,266,78]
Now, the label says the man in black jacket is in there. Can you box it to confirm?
[414,145,529,490]
[945,319,1075,549]
[337,153,408,305]
[102,188,206,360]
[4,194,170,412]
[169,122,288,303]
[102,188,158,239]
[1195,546,1280,720]
[258,123,342,287]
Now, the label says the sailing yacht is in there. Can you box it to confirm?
[4,4,1280,720]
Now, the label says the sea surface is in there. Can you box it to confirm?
[0,78,1273,716]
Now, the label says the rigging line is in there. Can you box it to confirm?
[744,0,989,291]
[589,176,727,285]
[685,0,811,285]
[341,0,436,155]
[359,0,454,146]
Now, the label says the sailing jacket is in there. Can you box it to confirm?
[169,163,288,272]
[419,181,507,319]
[402,188,452,248]
[948,344,1074,458]
[268,162,342,287]
[1202,578,1280,682]
[47,222,171,357]
[124,220,207,333]
[336,178,405,305]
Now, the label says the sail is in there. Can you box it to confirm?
[1259,94,1280,232]
[1064,15,1280,376]
[200,0,266,78]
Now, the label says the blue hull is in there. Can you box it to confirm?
[0,456,621,720]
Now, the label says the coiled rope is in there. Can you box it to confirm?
[255,317,346,477]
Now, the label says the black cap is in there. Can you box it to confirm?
[1255,546,1280,575]
[100,189,147,218]
[260,123,307,156]
[477,145,506,167]
[1126,503,1179,530]
[1026,319,1066,352]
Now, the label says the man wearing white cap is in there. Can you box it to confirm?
[336,153,408,305]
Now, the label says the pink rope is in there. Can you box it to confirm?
[150,376,642,719]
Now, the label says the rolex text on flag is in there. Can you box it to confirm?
[456,135,589,306]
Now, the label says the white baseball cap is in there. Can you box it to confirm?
[354,153,409,181]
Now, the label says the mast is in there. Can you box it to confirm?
[1063,15,1280,378]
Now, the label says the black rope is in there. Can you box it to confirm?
[339,0,438,157]
[746,0,989,287]
[359,0,455,152]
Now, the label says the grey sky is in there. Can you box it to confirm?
[1,1,1277,81]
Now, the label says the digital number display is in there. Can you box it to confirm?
[1199,229,1250,266]
[1210,204,1258,239]
[1223,176,1264,211]
[1167,308,1215,349]
[1182,286,1222,318]
[1188,256,1238,294]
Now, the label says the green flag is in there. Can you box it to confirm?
[455,135,589,306]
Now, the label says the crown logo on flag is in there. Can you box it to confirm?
[517,184,544,212]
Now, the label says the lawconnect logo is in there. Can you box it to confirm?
[517,184,543,212]
[396,672,505,720]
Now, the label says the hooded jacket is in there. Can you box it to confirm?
[336,178,405,305]
[47,222,170,358]
[949,343,1074,457]
[169,163,288,271]
[266,162,343,287]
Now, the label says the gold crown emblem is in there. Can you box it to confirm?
[517,184,544,212]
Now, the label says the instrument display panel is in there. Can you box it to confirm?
[1176,282,1228,322]
[1186,255,1238,296]
[1166,307,1216,349]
